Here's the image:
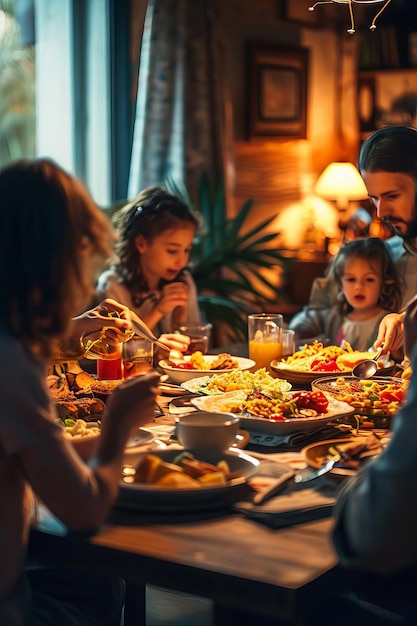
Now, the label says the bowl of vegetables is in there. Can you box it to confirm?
[311,376,409,429]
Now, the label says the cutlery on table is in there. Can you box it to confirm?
[252,468,296,505]
[352,344,384,379]
[129,310,184,362]
[252,456,340,505]
[294,456,340,483]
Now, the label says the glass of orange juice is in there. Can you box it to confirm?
[248,313,283,371]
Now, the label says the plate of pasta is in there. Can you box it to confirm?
[190,389,355,435]
[181,368,292,395]
[270,341,395,385]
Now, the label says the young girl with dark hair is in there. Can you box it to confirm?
[97,186,201,335]
[289,237,402,352]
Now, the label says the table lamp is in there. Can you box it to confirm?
[314,161,368,241]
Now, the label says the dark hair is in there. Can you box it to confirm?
[0,159,114,350]
[332,238,402,314]
[112,186,199,302]
[358,125,417,179]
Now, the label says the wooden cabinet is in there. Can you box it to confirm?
[283,255,330,308]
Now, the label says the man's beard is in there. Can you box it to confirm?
[382,215,417,241]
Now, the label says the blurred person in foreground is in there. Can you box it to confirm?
[0,158,160,625]
[290,125,417,359]
[302,291,417,626]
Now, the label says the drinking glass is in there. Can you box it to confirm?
[248,313,283,371]
[97,355,123,380]
[282,329,296,356]
[122,337,154,378]
[80,305,135,360]
[176,323,212,354]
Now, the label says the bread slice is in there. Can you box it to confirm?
[336,351,379,371]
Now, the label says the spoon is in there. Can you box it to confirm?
[129,310,183,358]
[352,345,384,379]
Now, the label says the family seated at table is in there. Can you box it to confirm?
[4,124,417,626]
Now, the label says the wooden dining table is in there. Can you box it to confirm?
[29,393,346,626]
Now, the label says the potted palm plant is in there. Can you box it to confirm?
[165,175,291,344]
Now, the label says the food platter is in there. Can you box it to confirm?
[190,391,355,435]
[158,355,255,384]
[182,374,292,395]
[116,448,259,513]
[311,375,408,428]
[270,358,396,385]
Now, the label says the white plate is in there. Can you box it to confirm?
[301,437,385,479]
[126,428,154,449]
[182,375,292,395]
[158,355,255,384]
[117,448,259,513]
[190,391,355,435]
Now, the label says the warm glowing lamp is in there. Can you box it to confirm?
[314,162,368,213]
[314,162,368,242]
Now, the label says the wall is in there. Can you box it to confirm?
[218,0,360,232]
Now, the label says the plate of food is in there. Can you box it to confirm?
[181,368,292,395]
[311,376,408,428]
[302,433,386,478]
[60,418,154,460]
[270,341,395,385]
[116,448,259,513]
[190,389,355,435]
[158,352,255,384]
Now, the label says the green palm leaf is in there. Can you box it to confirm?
[165,175,290,343]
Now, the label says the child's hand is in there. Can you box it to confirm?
[156,282,189,316]
[155,333,190,359]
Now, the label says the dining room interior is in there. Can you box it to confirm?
[4,2,417,626]
[2,0,417,346]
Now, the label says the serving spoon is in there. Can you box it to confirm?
[352,345,384,379]
[128,310,184,364]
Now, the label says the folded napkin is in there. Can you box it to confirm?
[246,423,352,452]
[235,473,340,530]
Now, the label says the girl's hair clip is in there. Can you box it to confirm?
[135,205,143,217]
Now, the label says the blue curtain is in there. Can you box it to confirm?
[128,0,232,204]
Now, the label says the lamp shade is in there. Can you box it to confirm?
[314,162,368,211]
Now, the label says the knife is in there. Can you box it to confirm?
[252,457,339,505]
[294,457,339,483]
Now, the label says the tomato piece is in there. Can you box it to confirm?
[173,363,194,370]
[311,359,340,372]
[393,389,406,402]
[291,390,329,412]
[379,391,400,403]
[269,414,286,421]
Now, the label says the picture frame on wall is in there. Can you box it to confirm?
[280,0,321,28]
[358,69,417,138]
[247,42,308,139]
